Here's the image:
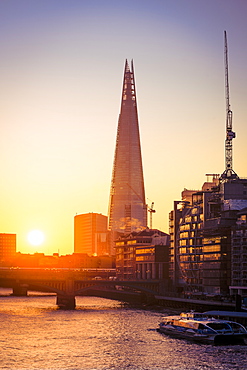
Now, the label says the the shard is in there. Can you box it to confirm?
[108,60,147,234]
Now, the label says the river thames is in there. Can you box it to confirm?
[0,289,247,370]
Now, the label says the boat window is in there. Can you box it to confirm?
[229,322,246,333]
[206,323,231,331]
[198,323,215,333]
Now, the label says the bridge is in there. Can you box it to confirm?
[0,268,165,309]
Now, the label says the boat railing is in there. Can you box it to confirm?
[180,311,209,320]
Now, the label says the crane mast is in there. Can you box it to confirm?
[222,30,237,180]
[148,201,156,229]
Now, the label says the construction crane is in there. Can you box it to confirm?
[221,30,238,180]
[147,201,156,229]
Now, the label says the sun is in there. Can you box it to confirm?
[27,230,45,246]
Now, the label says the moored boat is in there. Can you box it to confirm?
[158,311,247,345]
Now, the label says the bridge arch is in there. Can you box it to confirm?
[24,282,67,296]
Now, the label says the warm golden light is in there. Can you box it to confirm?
[27,230,45,246]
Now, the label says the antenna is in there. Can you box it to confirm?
[221,31,238,180]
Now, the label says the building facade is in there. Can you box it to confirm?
[74,213,109,256]
[170,175,247,296]
[230,208,247,297]
[0,233,16,262]
[115,229,170,281]
[108,60,147,236]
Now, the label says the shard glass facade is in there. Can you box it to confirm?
[108,60,147,234]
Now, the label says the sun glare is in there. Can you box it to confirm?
[27,230,45,246]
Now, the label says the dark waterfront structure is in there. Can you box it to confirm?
[108,60,147,236]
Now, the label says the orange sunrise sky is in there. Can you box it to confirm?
[0,0,247,255]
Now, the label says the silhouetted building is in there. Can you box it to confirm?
[108,60,147,240]
[115,228,169,281]
[0,233,16,262]
[74,213,109,256]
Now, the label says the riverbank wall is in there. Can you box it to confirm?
[154,295,236,312]
[82,288,239,312]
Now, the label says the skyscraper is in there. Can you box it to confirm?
[108,60,147,234]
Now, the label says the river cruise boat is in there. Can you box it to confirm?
[158,311,247,345]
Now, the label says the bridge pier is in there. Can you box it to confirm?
[158,280,168,295]
[56,294,76,310]
[140,293,157,305]
[12,284,28,296]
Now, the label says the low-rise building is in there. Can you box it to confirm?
[115,228,170,280]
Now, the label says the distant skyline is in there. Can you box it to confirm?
[0,0,247,255]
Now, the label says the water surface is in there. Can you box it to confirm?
[0,291,246,369]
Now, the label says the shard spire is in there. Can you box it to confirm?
[108,60,147,234]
